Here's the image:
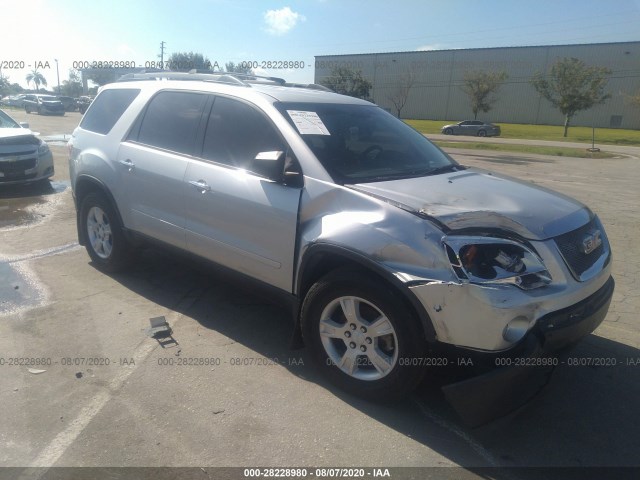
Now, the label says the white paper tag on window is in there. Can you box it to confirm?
[287,110,331,135]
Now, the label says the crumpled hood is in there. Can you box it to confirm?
[353,167,591,240]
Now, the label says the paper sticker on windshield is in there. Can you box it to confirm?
[287,110,330,135]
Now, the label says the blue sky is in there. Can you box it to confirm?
[2,0,639,89]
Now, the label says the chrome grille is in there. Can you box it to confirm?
[554,218,608,281]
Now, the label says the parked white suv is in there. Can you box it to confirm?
[68,72,613,410]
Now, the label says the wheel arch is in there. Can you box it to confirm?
[74,175,125,246]
[295,243,437,345]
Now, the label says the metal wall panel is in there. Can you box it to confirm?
[315,42,640,129]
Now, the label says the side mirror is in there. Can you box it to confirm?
[19,122,30,128]
[252,151,285,182]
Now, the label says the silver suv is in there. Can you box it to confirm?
[68,72,614,404]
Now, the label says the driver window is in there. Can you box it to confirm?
[202,97,285,170]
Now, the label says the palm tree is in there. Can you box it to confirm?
[26,69,47,92]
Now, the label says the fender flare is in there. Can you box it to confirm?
[295,243,437,343]
[74,174,125,246]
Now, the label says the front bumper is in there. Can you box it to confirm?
[440,276,614,425]
[0,152,54,185]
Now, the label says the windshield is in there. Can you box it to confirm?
[275,102,456,183]
[38,95,58,101]
[0,110,20,128]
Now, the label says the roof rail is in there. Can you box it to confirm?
[284,83,333,92]
[116,70,291,87]
[116,71,247,86]
[115,70,333,93]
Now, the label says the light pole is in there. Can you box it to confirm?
[55,59,60,94]
[587,108,600,153]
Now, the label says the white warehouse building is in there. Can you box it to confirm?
[314,41,640,130]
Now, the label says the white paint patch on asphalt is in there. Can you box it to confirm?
[0,187,67,232]
[0,243,81,316]
[16,292,204,479]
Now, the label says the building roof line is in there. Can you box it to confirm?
[314,40,640,59]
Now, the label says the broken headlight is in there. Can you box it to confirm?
[443,236,551,290]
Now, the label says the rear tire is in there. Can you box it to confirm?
[301,269,427,401]
[80,192,132,273]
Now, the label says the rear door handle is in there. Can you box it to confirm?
[189,179,211,193]
[119,159,135,171]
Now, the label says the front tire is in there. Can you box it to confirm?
[80,192,132,272]
[444,128,453,135]
[301,270,427,401]
[477,129,487,137]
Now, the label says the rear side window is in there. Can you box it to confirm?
[79,89,140,135]
[136,91,207,155]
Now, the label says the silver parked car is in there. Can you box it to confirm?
[0,109,54,185]
[0,94,27,108]
[442,120,501,137]
[68,73,613,407]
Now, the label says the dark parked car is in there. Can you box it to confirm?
[441,120,501,137]
[57,96,78,112]
[23,95,65,116]
[0,109,54,185]
[75,96,94,114]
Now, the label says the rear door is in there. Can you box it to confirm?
[117,90,208,249]
[183,95,301,291]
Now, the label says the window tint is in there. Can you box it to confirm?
[275,102,454,184]
[202,96,284,169]
[136,91,207,155]
[80,89,140,135]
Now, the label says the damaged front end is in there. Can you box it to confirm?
[406,220,613,425]
[296,167,614,425]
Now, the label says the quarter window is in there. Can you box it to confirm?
[137,91,208,155]
[79,89,140,135]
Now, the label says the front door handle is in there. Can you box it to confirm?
[119,159,135,171]
[189,179,211,193]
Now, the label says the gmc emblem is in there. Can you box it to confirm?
[581,230,602,255]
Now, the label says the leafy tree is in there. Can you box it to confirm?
[628,89,640,109]
[26,69,48,91]
[0,74,9,96]
[225,62,252,75]
[531,57,611,137]
[167,51,212,72]
[461,70,508,120]
[386,71,415,118]
[85,69,118,86]
[0,77,24,97]
[59,69,83,97]
[320,67,372,100]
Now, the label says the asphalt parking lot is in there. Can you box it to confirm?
[1,110,639,478]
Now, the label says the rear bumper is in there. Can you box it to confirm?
[441,276,614,426]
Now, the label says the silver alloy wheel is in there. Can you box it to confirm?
[86,206,113,259]
[319,296,399,381]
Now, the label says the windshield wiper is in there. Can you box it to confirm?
[425,164,464,176]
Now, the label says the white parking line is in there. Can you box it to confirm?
[16,290,204,479]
